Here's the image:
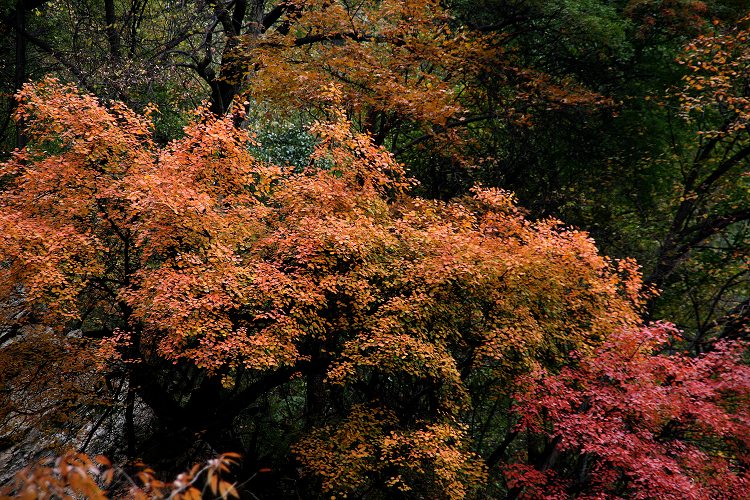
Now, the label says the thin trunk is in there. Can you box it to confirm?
[14,1,27,149]
[124,379,137,457]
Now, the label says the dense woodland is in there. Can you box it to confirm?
[1,0,750,498]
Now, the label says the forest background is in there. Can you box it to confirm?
[1,0,750,498]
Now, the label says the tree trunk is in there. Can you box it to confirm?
[14,1,27,149]
[104,0,122,62]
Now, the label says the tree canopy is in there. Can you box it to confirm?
[1,0,749,498]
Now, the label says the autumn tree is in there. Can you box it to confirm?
[638,13,750,348]
[0,78,654,497]
[507,323,750,498]
[237,0,616,200]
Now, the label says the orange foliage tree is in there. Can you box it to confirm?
[238,0,609,168]
[0,78,644,497]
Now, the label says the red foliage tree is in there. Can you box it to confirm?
[509,323,750,498]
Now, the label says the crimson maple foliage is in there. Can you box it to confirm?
[509,323,750,499]
[1,78,748,498]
